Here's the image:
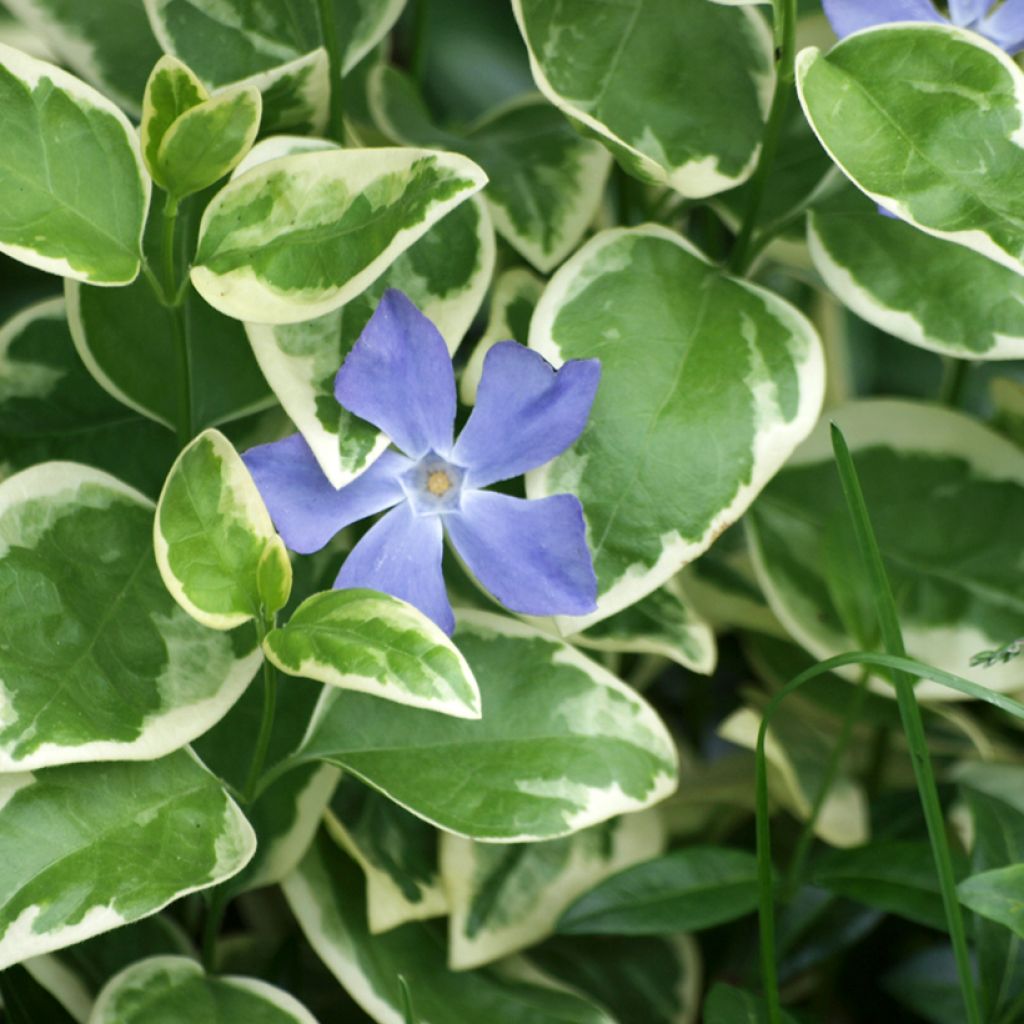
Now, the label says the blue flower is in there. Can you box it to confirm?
[823,0,1024,54]
[244,289,600,633]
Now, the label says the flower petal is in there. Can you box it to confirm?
[335,502,454,633]
[446,490,597,617]
[822,0,944,37]
[334,289,456,459]
[452,342,601,489]
[243,434,408,554]
[949,0,989,26]
[981,1,1024,53]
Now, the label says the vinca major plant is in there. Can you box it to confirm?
[2,1,1024,1022]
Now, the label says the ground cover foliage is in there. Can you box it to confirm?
[1,0,1024,1021]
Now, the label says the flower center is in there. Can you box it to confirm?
[427,469,452,496]
[400,452,465,516]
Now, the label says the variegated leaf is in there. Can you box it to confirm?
[809,185,1024,360]
[796,23,1024,276]
[512,0,773,198]
[155,429,281,630]
[528,225,825,633]
[265,589,481,719]
[747,399,1024,700]
[0,41,149,284]
[326,775,448,935]
[191,147,487,324]
[442,810,664,969]
[0,751,254,970]
[91,956,318,1023]
[283,832,615,1024]
[0,462,261,770]
[369,65,611,272]
[294,611,677,842]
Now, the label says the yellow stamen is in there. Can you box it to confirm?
[427,470,452,496]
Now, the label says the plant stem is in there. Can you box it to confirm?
[243,617,278,803]
[939,356,970,408]
[162,194,192,449]
[830,425,982,1024]
[316,0,347,145]
[201,887,229,972]
[728,0,797,276]
[782,672,868,899]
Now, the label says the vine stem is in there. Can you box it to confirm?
[728,0,797,276]
[162,193,192,449]
[316,0,347,145]
[243,616,279,803]
[828,425,982,1024]
[939,355,970,408]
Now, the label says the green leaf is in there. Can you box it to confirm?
[155,428,278,630]
[193,673,337,894]
[91,956,318,1023]
[144,0,403,83]
[3,0,163,115]
[0,750,254,969]
[283,831,615,1024]
[528,934,701,1024]
[141,55,206,181]
[0,461,261,770]
[461,266,543,405]
[443,811,663,969]
[65,273,275,434]
[529,225,824,632]
[747,399,1024,700]
[0,297,177,498]
[574,582,717,676]
[512,0,772,198]
[245,186,493,487]
[809,185,1024,360]
[796,23,1024,276]
[369,65,611,272]
[558,846,760,936]
[703,983,799,1024]
[265,589,481,719]
[150,73,262,199]
[326,775,448,936]
[295,610,678,841]
[191,147,487,324]
[0,41,149,284]
[882,947,965,1024]
[811,841,964,930]
[959,866,1024,939]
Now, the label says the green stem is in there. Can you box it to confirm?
[939,356,970,408]
[782,672,868,900]
[728,0,797,276]
[829,425,982,1024]
[162,194,192,449]
[201,887,229,972]
[316,0,347,144]
[243,617,278,803]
